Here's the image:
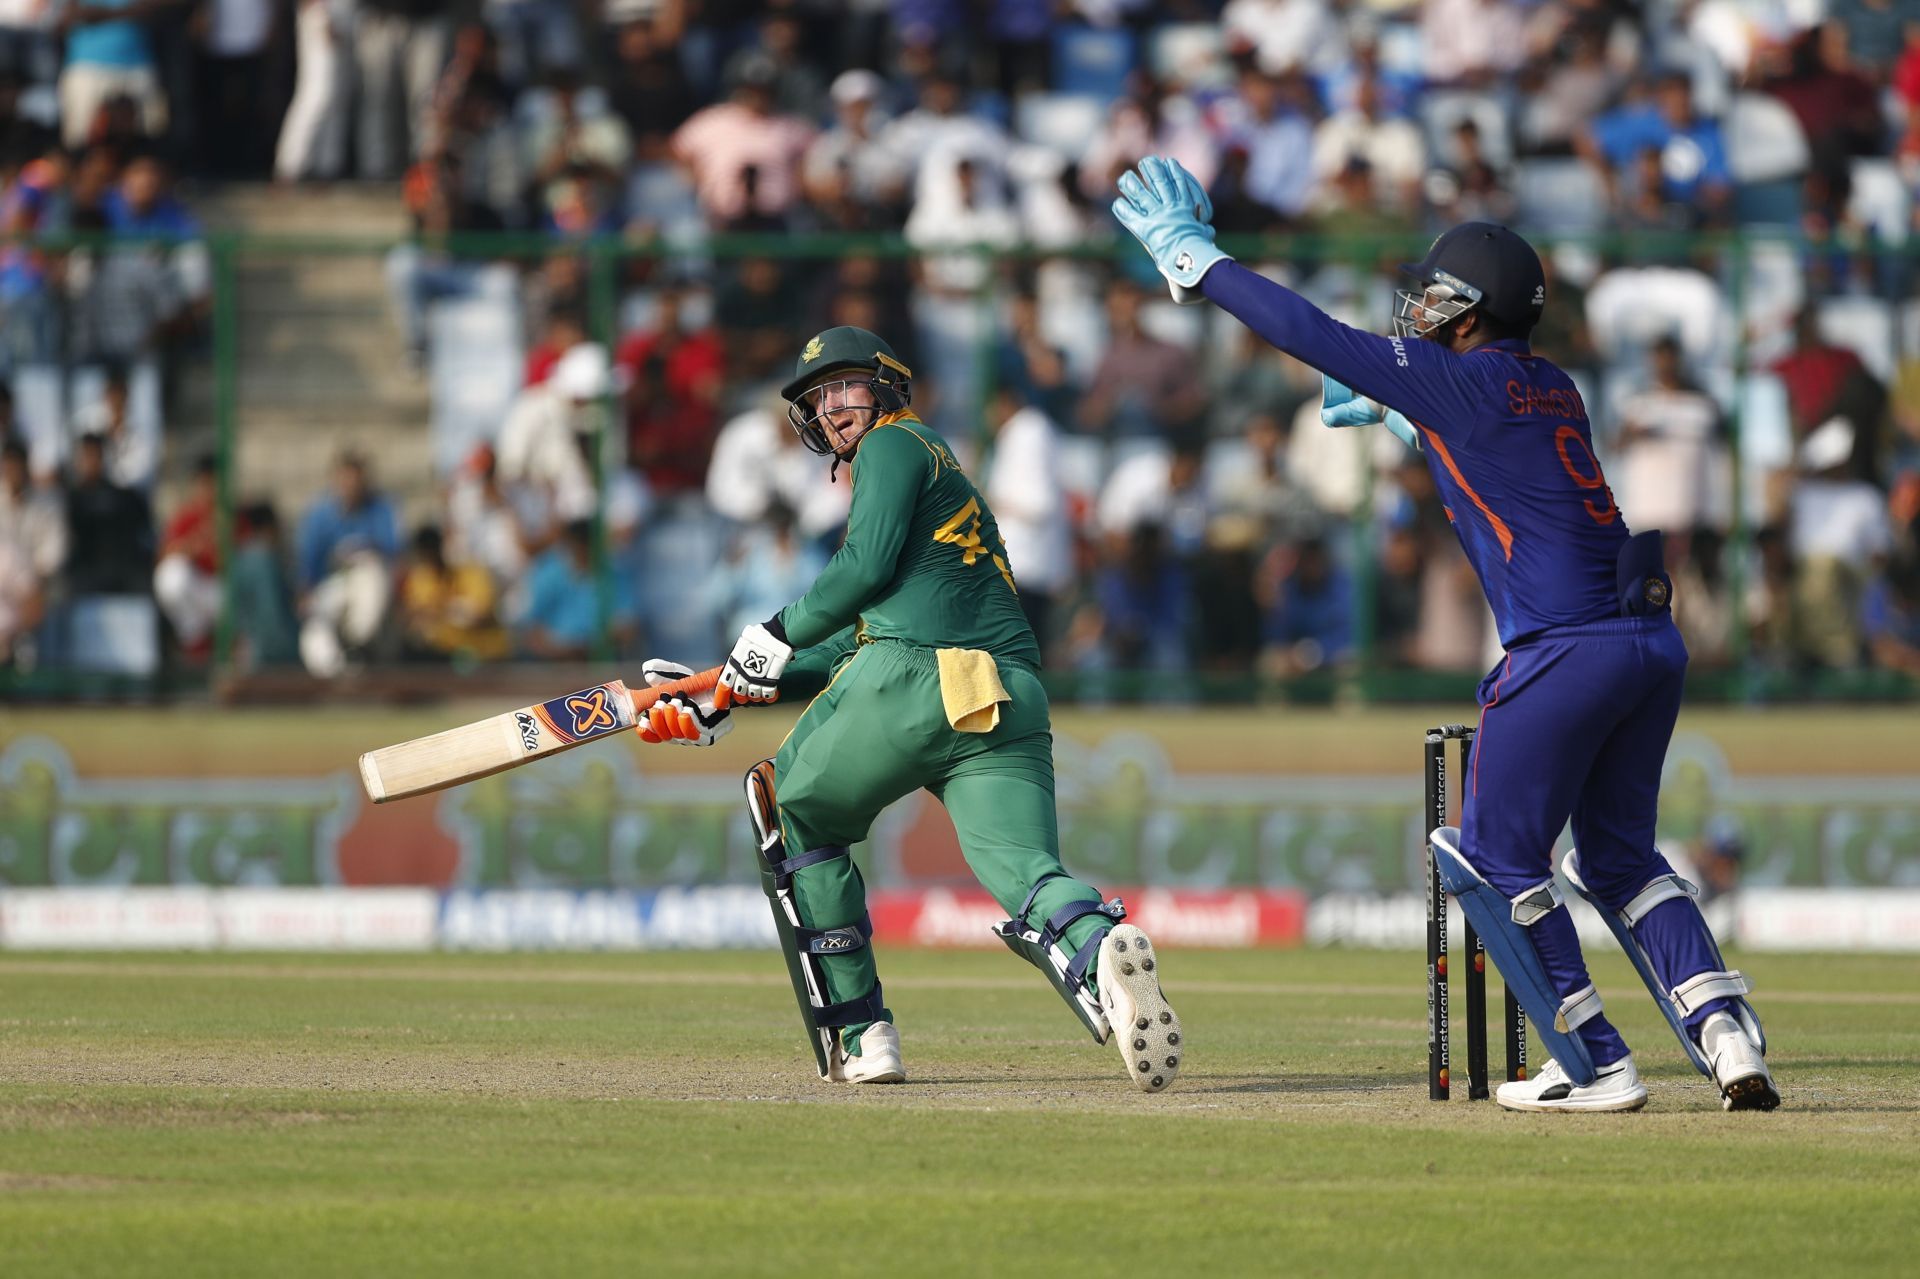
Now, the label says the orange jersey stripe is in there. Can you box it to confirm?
[1417,424,1514,562]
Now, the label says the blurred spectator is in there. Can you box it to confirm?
[1421,0,1526,86]
[522,308,585,387]
[607,16,695,138]
[399,523,507,662]
[354,0,452,180]
[297,451,400,677]
[669,55,814,228]
[1080,90,1219,203]
[1078,278,1206,439]
[446,444,537,593]
[0,436,59,661]
[516,517,632,658]
[1222,0,1342,77]
[497,339,608,524]
[1260,534,1352,675]
[804,69,908,229]
[984,386,1071,648]
[152,452,218,658]
[1770,306,1886,478]
[1213,68,1315,225]
[232,501,299,668]
[0,513,39,665]
[58,0,166,148]
[1669,528,1735,668]
[385,156,503,366]
[1311,73,1424,214]
[712,256,796,391]
[62,429,150,594]
[486,0,578,88]
[1582,72,1731,224]
[523,71,631,234]
[1519,24,1619,156]
[69,366,154,490]
[1764,24,1886,160]
[1372,519,1425,667]
[1426,117,1517,226]
[705,396,851,546]
[1864,554,1920,675]
[1211,410,1317,543]
[1612,335,1730,532]
[1310,156,1414,237]
[1,149,73,375]
[905,152,1018,428]
[0,434,63,582]
[99,152,207,319]
[616,285,724,495]
[996,290,1077,435]
[195,0,275,177]
[1096,437,1213,585]
[1075,522,1190,674]
[421,32,523,223]
[1832,1,1905,75]
[1787,417,1893,667]
[275,0,351,183]
[720,11,823,120]
[705,500,825,640]
[879,72,1007,196]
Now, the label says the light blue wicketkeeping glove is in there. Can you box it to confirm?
[1320,376,1422,450]
[1110,155,1232,304]
[1320,377,1377,428]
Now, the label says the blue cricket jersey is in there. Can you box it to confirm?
[1203,262,1629,646]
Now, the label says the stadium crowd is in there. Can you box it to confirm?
[3,1,1920,685]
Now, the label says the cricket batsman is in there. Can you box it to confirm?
[632,326,1183,1091]
[1111,156,1776,1113]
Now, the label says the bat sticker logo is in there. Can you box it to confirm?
[515,712,540,752]
[566,688,617,737]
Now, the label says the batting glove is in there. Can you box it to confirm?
[715,619,791,708]
[1111,155,1231,304]
[636,659,732,747]
[1319,376,1421,450]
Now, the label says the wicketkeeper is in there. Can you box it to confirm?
[1111,156,1775,1113]
[634,326,1183,1091]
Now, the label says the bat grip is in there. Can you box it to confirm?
[628,666,723,715]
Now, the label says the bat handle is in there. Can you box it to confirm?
[628,666,723,715]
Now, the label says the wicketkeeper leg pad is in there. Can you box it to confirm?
[1561,849,1764,1078]
[992,872,1126,1043]
[1431,827,1601,1086]
[746,760,886,1081]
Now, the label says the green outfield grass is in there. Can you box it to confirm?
[2,948,1916,1277]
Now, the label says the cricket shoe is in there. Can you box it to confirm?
[1099,925,1182,1093]
[829,1021,905,1084]
[1496,1055,1646,1113]
[1700,1010,1780,1112]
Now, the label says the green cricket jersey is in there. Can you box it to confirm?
[776,412,1040,669]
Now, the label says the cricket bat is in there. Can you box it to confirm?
[357,666,722,804]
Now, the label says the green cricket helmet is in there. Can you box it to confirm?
[780,326,914,456]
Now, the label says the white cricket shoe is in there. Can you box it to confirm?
[1700,1010,1780,1112]
[1496,1055,1647,1113]
[1099,925,1182,1093]
[829,1021,905,1085]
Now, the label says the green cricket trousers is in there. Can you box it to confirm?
[772,639,1108,1048]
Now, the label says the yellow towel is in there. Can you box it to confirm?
[936,648,1010,733]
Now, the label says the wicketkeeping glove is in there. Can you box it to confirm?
[635,659,733,746]
[1319,376,1421,450]
[715,619,792,708]
[1110,155,1232,304]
